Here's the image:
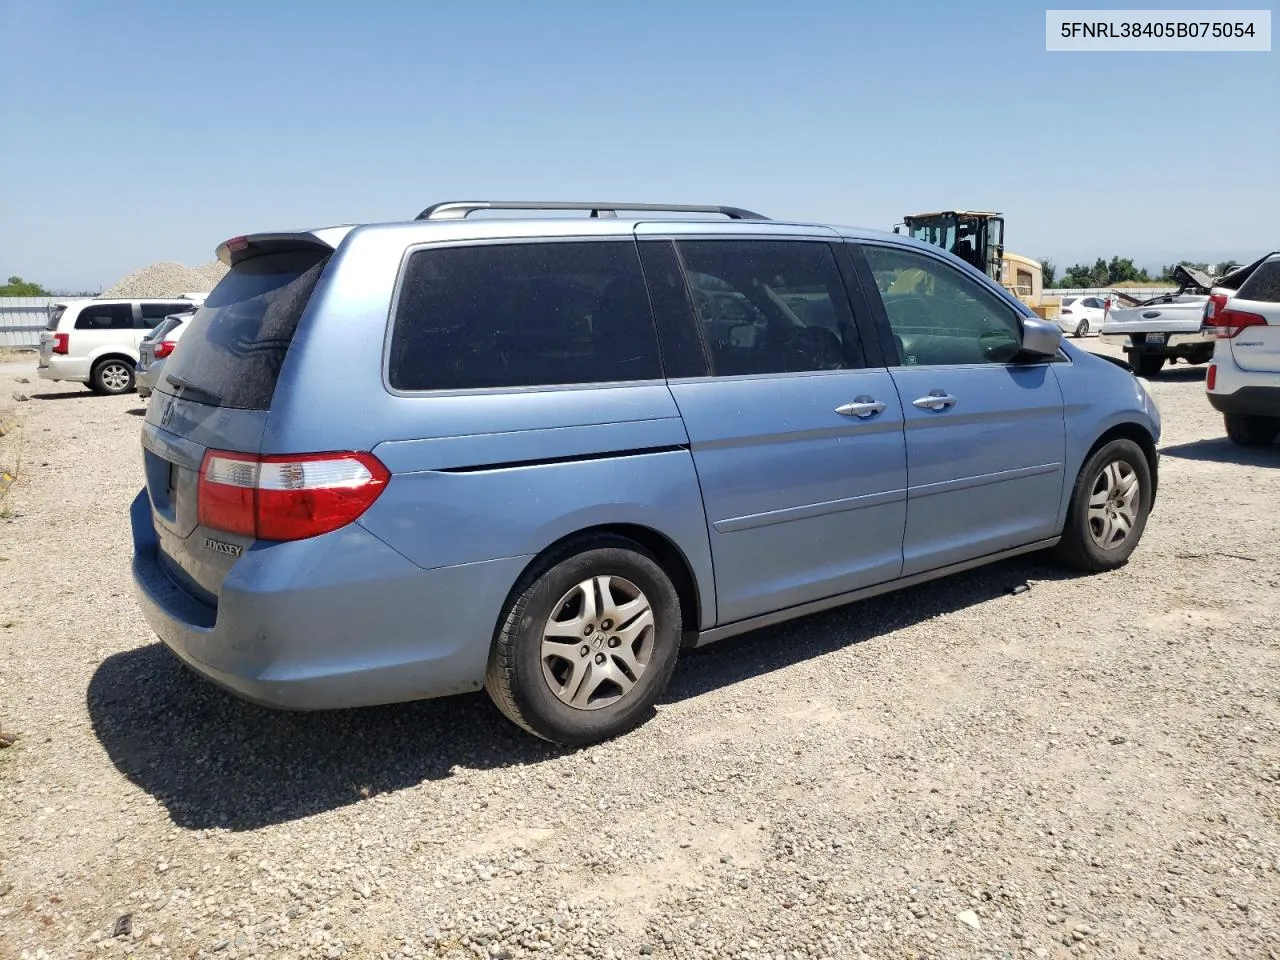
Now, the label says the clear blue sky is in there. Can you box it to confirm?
[1,0,1276,291]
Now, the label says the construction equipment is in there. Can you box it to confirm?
[895,210,1049,315]
[897,211,1005,281]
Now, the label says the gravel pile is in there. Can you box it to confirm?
[0,344,1277,960]
[101,260,227,298]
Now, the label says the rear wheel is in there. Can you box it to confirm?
[1054,438,1152,572]
[1074,318,1090,337]
[1132,353,1165,377]
[91,358,135,395]
[1225,414,1280,447]
[485,536,682,745]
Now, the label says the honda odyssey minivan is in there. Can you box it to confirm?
[131,201,1161,744]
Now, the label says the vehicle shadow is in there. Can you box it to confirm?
[126,408,146,417]
[1150,365,1207,383]
[1160,436,1280,465]
[30,390,95,401]
[87,554,1077,832]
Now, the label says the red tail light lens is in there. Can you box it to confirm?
[1213,306,1268,339]
[1207,364,1217,390]
[153,339,176,359]
[53,333,69,354]
[197,450,389,542]
[1061,308,1073,315]
[1202,293,1228,331]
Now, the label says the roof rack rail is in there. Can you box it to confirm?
[414,201,769,221]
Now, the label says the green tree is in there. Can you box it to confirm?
[0,275,50,296]
[1040,259,1056,287]
[1106,257,1150,284]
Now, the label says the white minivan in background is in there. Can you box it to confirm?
[37,296,204,395]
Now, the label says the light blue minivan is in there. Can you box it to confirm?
[131,201,1160,744]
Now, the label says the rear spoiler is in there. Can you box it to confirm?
[215,227,354,267]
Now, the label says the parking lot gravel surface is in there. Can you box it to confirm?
[1,347,1278,960]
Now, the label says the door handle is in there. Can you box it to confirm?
[835,397,886,419]
[912,391,957,411]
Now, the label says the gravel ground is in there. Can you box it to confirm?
[1,346,1278,960]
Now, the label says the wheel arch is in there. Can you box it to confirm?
[499,523,705,645]
[90,350,139,371]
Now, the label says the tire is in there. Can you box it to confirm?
[485,535,682,745]
[1225,414,1280,447]
[1132,353,1165,378]
[1053,438,1153,573]
[1074,319,1090,338]
[91,358,135,395]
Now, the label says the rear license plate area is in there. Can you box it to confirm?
[1145,332,1167,344]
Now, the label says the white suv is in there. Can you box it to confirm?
[37,297,204,395]
[1203,252,1280,445]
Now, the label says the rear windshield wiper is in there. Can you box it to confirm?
[165,374,223,407]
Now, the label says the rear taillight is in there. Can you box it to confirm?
[1211,305,1268,339]
[153,339,176,359]
[1202,293,1228,332]
[197,450,389,542]
[1061,308,1073,315]
[53,333,69,354]
[1207,364,1217,390]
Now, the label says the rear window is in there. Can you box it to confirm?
[46,306,66,331]
[388,240,661,391]
[1061,297,1077,306]
[141,302,196,327]
[74,303,133,330]
[160,250,329,410]
[1237,260,1280,304]
[147,316,183,341]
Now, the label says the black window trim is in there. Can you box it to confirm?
[72,300,136,332]
[845,239,1068,368]
[382,235,670,398]
[648,233,876,382]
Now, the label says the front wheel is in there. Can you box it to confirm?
[485,536,682,745]
[1225,414,1280,447]
[1132,353,1165,378]
[1054,438,1153,572]
[91,359,135,395]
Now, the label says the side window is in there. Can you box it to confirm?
[140,303,191,328]
[673,240,863,376]
[73,303,134,331]
[1237,260,1280,303]
[389,240,662,391]
[861,245,1023,366]
[1083,297,1103,310]
[637,241,709,379]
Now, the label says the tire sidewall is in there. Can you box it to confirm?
[1070,439,1152,568]
[504,546,681,744]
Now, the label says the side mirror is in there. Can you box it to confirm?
[1020,316,1063,359]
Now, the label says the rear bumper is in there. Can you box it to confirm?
[37,356,91,383]
[136,359,163,397]
[1100,331,1214,354]
[129,490,530,710]
[1207,385,1280,418]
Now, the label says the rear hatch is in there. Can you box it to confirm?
[37,305,66,366]
[1224,256,1280,373]
[142,239,334,603]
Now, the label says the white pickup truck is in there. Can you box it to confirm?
[1100,265,1216,377]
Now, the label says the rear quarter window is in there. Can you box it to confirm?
[159,250,330,410]
[388,240,662,391]
[1237,261,1280,304]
